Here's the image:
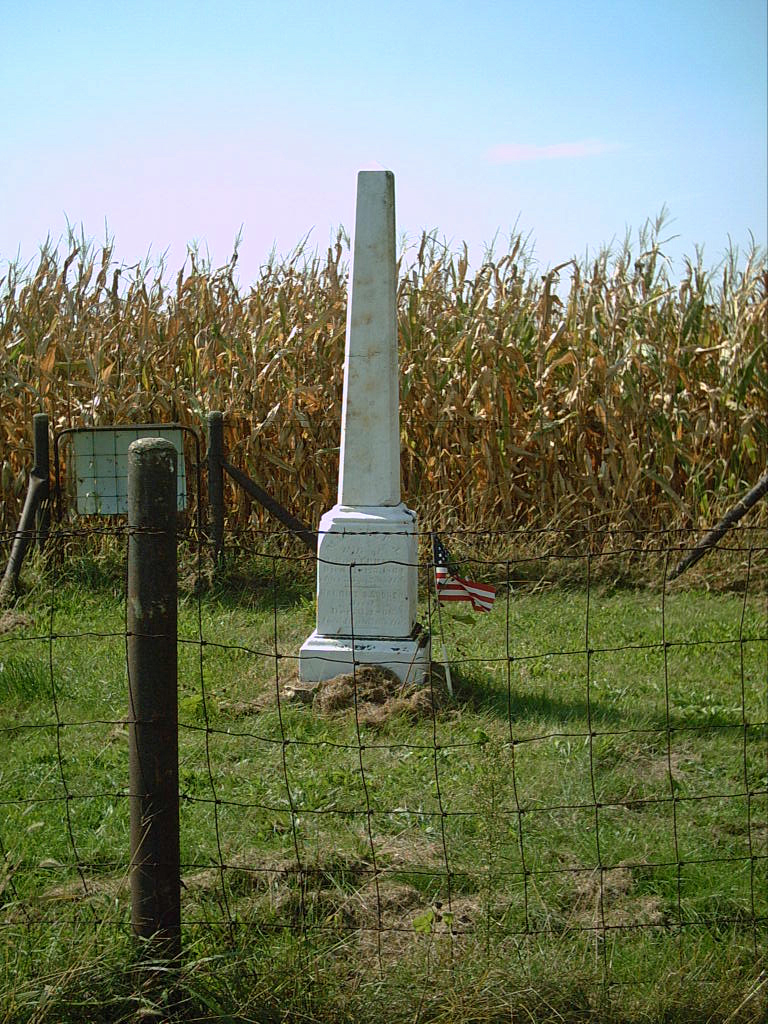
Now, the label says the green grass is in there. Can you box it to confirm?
[0,545,766,1023]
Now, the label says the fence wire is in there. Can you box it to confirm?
[0,516,766,994]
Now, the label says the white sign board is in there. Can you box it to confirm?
[72,427,187,515]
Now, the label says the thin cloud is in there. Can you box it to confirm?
[487,140,620,163]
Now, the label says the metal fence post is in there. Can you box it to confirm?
[33,413,50,549]
[0,412,51,606]
[127,437,181,956]
[207,411,225,562]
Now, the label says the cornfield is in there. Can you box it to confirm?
[1,214,766,534]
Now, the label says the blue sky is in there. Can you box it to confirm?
[2,0,766,284]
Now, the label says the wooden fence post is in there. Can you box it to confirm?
[127,437,181,957]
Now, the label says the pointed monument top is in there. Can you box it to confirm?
[337,170,400,507]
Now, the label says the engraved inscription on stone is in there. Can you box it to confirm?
[317,560,414,637]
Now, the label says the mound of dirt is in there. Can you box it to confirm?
[0,611,31,634]
[285,664,451,726]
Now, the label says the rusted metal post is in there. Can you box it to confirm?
[127,437,181,956]
[669,468,768,582]
[0,413,51,605]
[207,411,225,562]
[32,413,50,549]
[221,459,317,553]
[0,473,47,606]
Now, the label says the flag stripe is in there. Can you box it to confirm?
[436,574,495,611]
[433,532,496,612]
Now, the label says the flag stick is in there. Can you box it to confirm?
[441,640,454,697]
[431,543,454,697]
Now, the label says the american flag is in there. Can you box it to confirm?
[433,534,496,613]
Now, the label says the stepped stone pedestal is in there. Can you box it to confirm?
[299,171,429,684]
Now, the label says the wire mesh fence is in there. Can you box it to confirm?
[0,513,766,998]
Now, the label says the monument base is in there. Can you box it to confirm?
[313,503,419,638]
[299,629,430,685]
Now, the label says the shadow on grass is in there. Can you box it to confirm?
[26,549,125,596]
[449,667,761,736]
[207,572,313,613]
[180,554,315,613]
[450,668,626,728]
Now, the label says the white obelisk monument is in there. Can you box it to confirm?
[299,170,430,684]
